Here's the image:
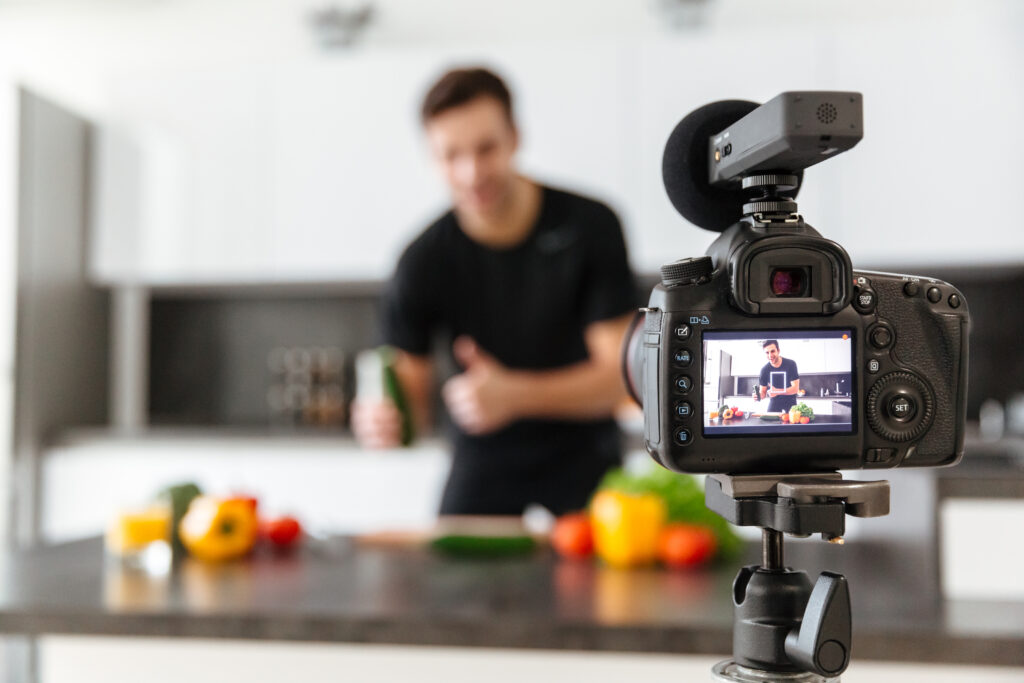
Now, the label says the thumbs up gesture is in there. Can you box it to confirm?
[442,336,519,435]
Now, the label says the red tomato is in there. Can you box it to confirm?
[261,516,303,548]
[658,524,717,568]
[552,513,594,559]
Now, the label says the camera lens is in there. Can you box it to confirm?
[770,268,808,297]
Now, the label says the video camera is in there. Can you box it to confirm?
[624,92,970,475]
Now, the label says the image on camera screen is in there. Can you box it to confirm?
[702,330,854,436]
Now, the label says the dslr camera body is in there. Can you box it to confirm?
[625,92,969,476]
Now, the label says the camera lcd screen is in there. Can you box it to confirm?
[701,330,854,436]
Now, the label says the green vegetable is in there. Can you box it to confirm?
[430,535,536,557]
[795,402,815,420]
[379,347,415,446]
[759,414,781,422]
[158,482,202,557]
[594,465,742,559]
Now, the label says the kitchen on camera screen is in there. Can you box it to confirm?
[701,329,854,436]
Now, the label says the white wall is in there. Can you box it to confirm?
[0,0,1021,273]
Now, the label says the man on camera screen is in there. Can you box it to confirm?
[758,340,800,413]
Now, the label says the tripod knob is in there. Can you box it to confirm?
[785,571,852,677]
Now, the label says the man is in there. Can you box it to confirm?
[351,68,637,516]
[758,340,800,413]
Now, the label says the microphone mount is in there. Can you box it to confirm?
[741,173,801,224]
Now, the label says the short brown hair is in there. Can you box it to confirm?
[421,67,514,125]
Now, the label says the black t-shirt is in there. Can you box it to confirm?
[759,357,800,412]
[381,185,637,472]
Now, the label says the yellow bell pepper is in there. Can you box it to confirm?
[590,490,667,568]
[178,496,258,563]
[105,504,172,555]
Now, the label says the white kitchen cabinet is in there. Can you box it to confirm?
[95,68,279,283]
[799,398,834,416]
[92,44,635,284]
[823,338,853,373]
[91,15,1024,285]
[37,637,1024,683]
[41,433,452,542]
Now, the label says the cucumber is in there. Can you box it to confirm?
[759,415,781,422]
[430,535,536,557]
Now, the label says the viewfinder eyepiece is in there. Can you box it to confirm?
[770,268,809,297]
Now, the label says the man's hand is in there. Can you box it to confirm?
[351,399,403,449]
[442,336,519,435]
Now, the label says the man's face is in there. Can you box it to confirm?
[764,344,782,367]
[425,96,518,217]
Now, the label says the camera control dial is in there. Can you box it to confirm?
[866,372,935,442]
[660,257,713,287]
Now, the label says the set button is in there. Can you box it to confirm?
[888,395,917,422]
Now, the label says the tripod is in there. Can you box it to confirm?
[706,472,891,683]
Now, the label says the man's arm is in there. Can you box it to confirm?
[768,379,801,397]
[441,313,633,435]
[512,313,634,419]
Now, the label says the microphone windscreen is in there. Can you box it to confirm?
[662,99,802,233]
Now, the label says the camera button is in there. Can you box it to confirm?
[674,375,692,393]
[673,427,693,446]
[674,401,693,419]
[866,448,895,463]
[903,281,920,297]
[867,359,881,374]
[674,324,692,340]
[869,325,893,349]
[672,348,693,367]
[926,286,942,303]
[948,294,961,308]
[888,395,916,422]
[853,288,876,314]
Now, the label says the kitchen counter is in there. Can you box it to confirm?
[704,414,852,432]
[0,537,1021,666]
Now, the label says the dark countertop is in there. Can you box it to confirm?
[704,415,852,432]
[0,537,1021,666]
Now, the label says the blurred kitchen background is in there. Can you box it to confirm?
[0,0,1022,667]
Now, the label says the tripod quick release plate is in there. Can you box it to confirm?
[706,473,890,540]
